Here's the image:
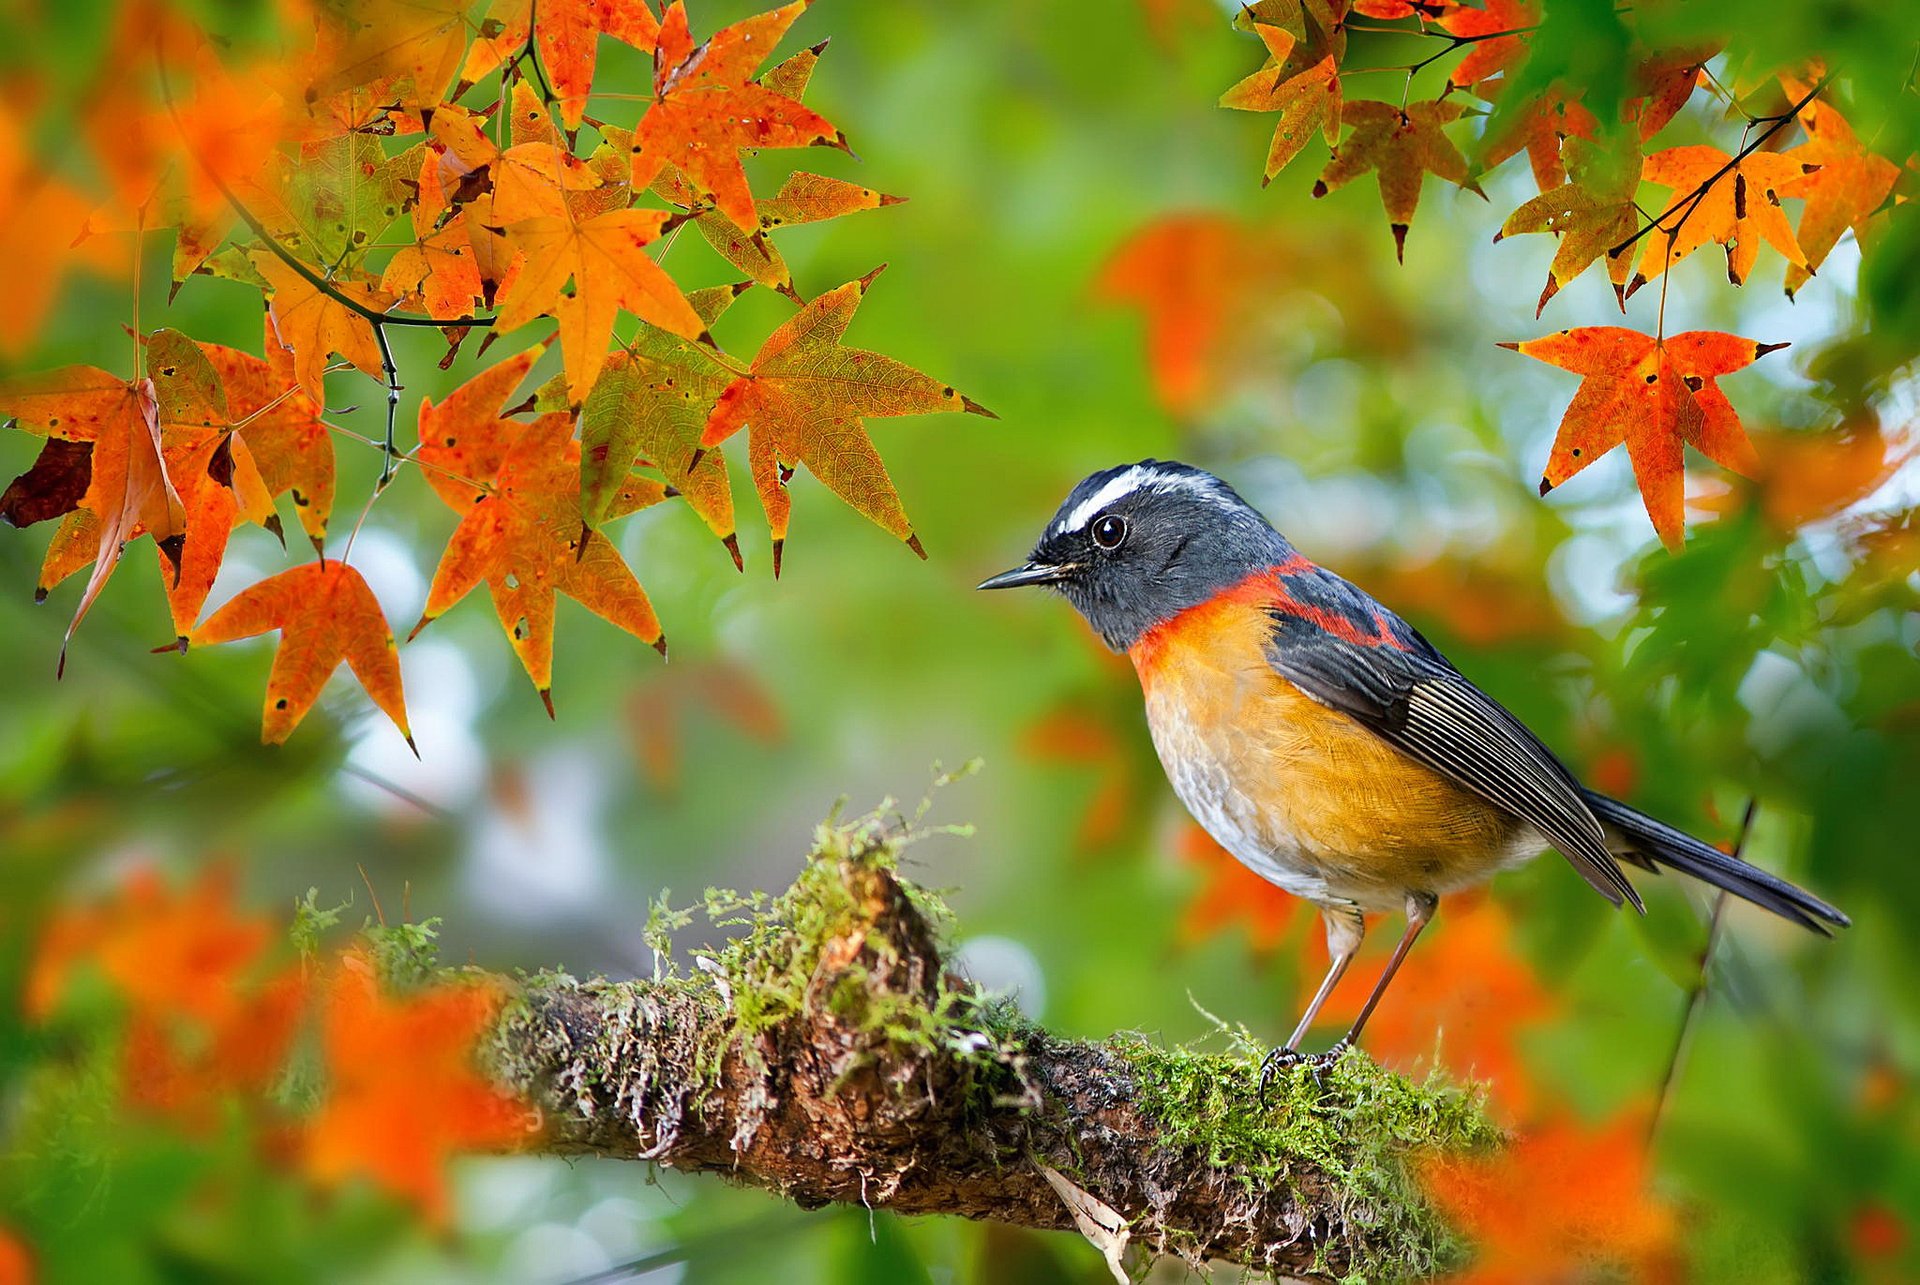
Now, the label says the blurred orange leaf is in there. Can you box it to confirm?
[1778,76,1900,298]
[0,1225,30,1285]
[189,559,413,746]
[305,953,529,1225]
[1176,824,1310,956]
[1310,899,1554,1115]
[1421,1108,1679,1284]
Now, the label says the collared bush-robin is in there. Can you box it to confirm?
[980,460,1847,1089]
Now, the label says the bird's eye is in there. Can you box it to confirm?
[1091,513,1127,549]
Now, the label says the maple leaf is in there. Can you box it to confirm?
[198,321,338,546]
[268,133,424,272]
[1233,0,1347,77]
[1628,46,1712,141]
[1631,145,1808,292]
[1420,1108,1678,1283]
[305,952,528,1226]
[254,252,396,407]
[1220,19,1342,186]
[644,157,903,299]
[1777,77,1900,298]
[1314,100,1484,261]
[627,1,845,234]
[1439,0,1537,91]
[0,362,186,671]
[415,345,549,510]
[463,0,661,128]
[699,267,993,575]
[413,412,666,711]
[28,866,270,1028]
[189,559,414,746]
[579,321,740,558]
[1495,137,1642,315]
[1479,85,1597,193]
[430,88,603,226]
[497,204,704,400]
[1502,327,1785,549]
[313,0,473,109]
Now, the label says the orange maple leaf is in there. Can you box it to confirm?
[1314,100,1485,261]
[1628,47,1711,141]
[462,0,661,128]
[699,267,992,575]
[197,320,338,546]
[254,253,396,407]
[1219,22,1341,184]
[1439,0,1537,90]
[189,559,414,746]
[1502,326,1785,549]
[0,363,186,671]
[497,205,703,401]
[313,0,473,109]
[305,953,529,1226]
[1480,86,1598,194]
[412,411,667,711]
[1496,137,1643,315]
[1420,1108,1679,1284]
[1632,145,1808,291]
[1777,77,1900,298]
[627,1,845,234]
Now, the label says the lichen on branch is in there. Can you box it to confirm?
[485,795,1500,1280]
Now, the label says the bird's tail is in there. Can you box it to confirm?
[1583,791,1850,935]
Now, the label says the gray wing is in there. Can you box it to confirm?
[1263,605,1643,911]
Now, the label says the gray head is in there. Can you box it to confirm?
[978,460,1291,649]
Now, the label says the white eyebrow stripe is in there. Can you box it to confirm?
[1054,466,1236,535]
[1057,467,1154,534]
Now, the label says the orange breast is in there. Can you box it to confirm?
[1128,594,1528,908]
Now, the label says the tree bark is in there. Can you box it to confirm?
[485,812,1495,1281]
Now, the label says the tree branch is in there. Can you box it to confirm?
[483,806,1500,1281]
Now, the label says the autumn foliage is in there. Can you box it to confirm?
[26,868,528,1227]
[0,0,988,743]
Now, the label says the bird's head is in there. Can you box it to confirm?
[978,460,1290,649]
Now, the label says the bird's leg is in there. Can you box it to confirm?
[1259,905,1364,1102]
[1324,890,1439,1059]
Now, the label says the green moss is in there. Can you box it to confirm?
[646,770,1004,1094]
[1117,1035,1501,1281]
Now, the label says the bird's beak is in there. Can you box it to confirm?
[977,561,1072,591]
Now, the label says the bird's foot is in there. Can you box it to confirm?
[1256,1039,1352,1104]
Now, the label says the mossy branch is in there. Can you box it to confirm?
[482,803,1500,1281]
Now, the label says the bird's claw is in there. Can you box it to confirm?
[1256,1039,1352,1104]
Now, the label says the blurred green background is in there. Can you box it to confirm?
[2,0,1917,1280]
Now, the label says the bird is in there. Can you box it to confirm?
[979,460,1848,1091]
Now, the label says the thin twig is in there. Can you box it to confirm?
[1608,73,1830,262]
[1647,798,1757,1145]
